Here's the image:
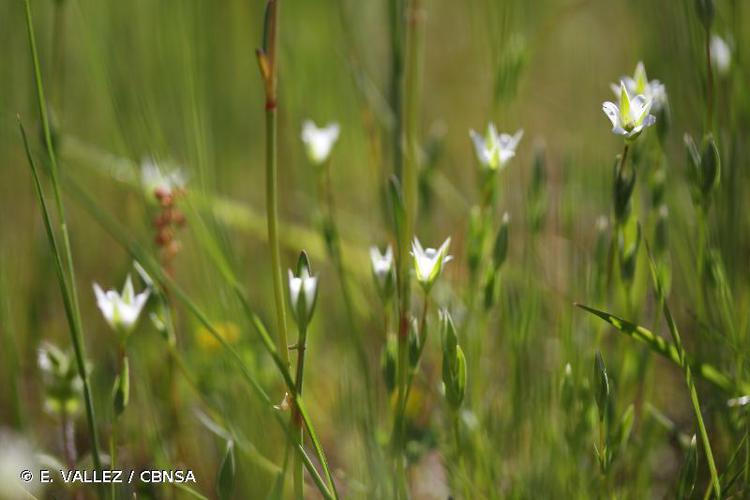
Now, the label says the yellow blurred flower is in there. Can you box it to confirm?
[195,322,240,352]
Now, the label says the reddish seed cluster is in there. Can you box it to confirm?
[153,187,187,274]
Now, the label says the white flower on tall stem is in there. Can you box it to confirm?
[370,245,395,300]
[301,120,340,165]
[140,159,186,197]
[710,35,731,76]
[469,123,523,170]
[602,83,656,142]
[93,270,150,335]
[288,262,319,329]
[610,61,667,111]
[412,237,452,292]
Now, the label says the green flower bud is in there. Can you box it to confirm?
[695,0,715,29]
[381,336,397,394]
[288,251,319,330]
[613,157,636,224]
[676,435,698,500]
[113,356,130,417]
[618,219,641,285]
[440,310,466,410]
[593,351,610,422]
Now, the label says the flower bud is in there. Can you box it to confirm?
[440,310,467,410]
[695,0,714,29]
[381,336,397,394]
[618,220,641,285]
[493,212,510,270]
[370,245,395,302]
[528,145,547,233]
[685,133,721,208]
[288,251,319,330]
[593,351,610,422]
[408,318,421,370]
[613,157,636,224]
[112,356,130,417]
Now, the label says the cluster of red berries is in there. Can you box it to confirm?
[153,186,187,274]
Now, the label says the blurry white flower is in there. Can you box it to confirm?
[93,270,150,334]
[370,245,395,300]
[288,258,319,328]
[140,159,186,197]
[301,120,340,165]
[727,395,750,408]
[412,237,452,292]
[469,123,523,170]
[602,83,656,141]
[710,35,731,76]
[0,430,42,500]
[611,62,667,111]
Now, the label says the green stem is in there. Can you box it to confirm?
[660,292,721,498]
[21,0,102,474]
[266,107,291,369]
[705,25,714,132]
[317,163,374,414]
[293,325,308,500]
[64,176,340,499]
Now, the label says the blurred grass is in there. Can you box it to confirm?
[1,0,750,498]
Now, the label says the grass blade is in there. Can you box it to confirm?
[575,303,747,394]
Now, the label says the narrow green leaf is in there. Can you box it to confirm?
[216,440,236,500]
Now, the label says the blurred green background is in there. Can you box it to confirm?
[1,0,749,498]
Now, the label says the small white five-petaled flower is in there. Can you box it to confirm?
[469,123,523,170]
[412,237,452,292]
[288,260,319,328]
[370,245,395,300]
[93,270,151,335]
[610,61,667,112]
[301,120,340,165]
[141,159,187,197]
[602,83,656,142]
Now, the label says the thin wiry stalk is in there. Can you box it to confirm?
[21,0,103,473]
[64,176,339,498]
[19,121,102,478]
[644,243,721,498]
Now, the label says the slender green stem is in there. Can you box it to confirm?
[607,143,630,290]
[293,324,308,500]
[317,163,374,412]
[661,301,721,498]
[22,0,102,474]
[65,177,340,499]
[266,108,291,369]
[705,25,714,132]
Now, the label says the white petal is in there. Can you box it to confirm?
[469,130,491,166]
[288,270,302,307]
[602,102,622,130]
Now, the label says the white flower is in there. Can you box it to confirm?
[288,265,319,327]
[469,123,523,170]
[610,61,667,111]
[412,237,452,291]
[93,272,150,334]
[301,120,340,165]
[370,245,395,300]
[602,83,656,141]
[140,159,186,197]
[710,35,731,76]
[0,430,42,499]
